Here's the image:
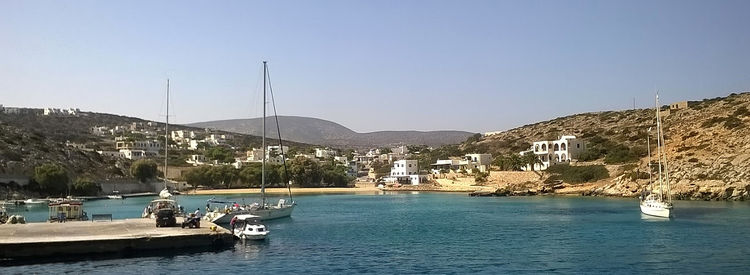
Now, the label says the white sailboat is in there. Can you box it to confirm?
[640,94,673,218]
[142,79,181,218]
[205,61,295,223]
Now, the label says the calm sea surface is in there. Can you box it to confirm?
[3,192,750,274]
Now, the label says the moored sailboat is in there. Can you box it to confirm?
[640,94,673,218]
[142,79,181,219]
[205,61,295,223]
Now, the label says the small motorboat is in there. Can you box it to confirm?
[107,194,123,199]
[107,190,123,199]
[24,198,49,205]
[232,214,269,241]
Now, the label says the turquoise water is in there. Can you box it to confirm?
[3,193,750,274]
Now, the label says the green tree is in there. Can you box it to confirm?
[71,177,101,196]
[289,157,322,187]
[239,163,262,187]
[205,146,235,163]
[130,159,158,183]
[522,153,542,171]
[34,163,69,196]
[184,166,211,188]
[321,163,352,187]
[210,165,239,188]
[474,171,489,184]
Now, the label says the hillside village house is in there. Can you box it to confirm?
[670,101,689,110]
[315,148,337,159]
[120,149,145,160]
[520,135,586,171]
[431,153,493,174]
[171,130,197,142]
[187,154,206,166]
[384,160,426,185]
[115,139,161,155]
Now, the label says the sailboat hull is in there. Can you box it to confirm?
[206,204,295,224]
[640,201,672,218]
[249,204,295,221]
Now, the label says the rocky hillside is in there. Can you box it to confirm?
[0,110,309,188]
[471,92,750,200]
[189,116,475,148]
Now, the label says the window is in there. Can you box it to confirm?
[577,144,580,148]
[408,164,412,167]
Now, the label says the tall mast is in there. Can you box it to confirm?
[164,79,169,190]
[261,61,267,207]
[655,94,664,201]
[647,127,652,193]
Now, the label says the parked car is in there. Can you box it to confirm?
[155,208,176,227]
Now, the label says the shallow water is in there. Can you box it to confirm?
[3,193,750,274]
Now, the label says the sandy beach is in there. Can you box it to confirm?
[191,185,382,195]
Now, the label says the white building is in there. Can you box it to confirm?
[96,150,122,158]
[188,140,202,150]
[431,153,492,174]
[391,145,409,155]
[520,135,586,171]
[384,160,425,185]
[171,130,196,141]
[91,126,110,136]
[267,145,289,155]
[334,156,348,164]
[430,159,460,174]
[315,148,337,159]
[116,140,161,155]
[246,148,264,162]
[365,149,381,158]
[460,154,492,173]
[187,154,207,166]
[119,149,146,160]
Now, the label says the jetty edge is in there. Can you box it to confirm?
[0,218,233,260]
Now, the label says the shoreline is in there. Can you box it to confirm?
[190,186,383,195]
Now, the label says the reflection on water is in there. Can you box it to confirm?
[640,213,672,222]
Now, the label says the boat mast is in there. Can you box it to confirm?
[655,94,664,201]
[164,78,169,191]
[647,127,652,194]
[261,61,267,207]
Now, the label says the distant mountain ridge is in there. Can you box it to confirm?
[187,116,475,148]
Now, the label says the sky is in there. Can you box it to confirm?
[1,0,749,133]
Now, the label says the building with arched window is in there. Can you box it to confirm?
[520,135,586,171]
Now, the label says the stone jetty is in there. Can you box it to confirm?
[0,218,233,259]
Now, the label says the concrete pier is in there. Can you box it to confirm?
[0,218,233,259]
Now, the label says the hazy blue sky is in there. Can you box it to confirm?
[1,0,749,133]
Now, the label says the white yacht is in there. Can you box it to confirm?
[640,94,673,218]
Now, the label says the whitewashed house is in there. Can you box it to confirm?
[187,154,207,166]
[115,140,161,156]
[432,153,492,174]
[119,149,146,160]
[520,135,586,171]
[315,148,337,159]
[384,160,426,185]
[460,154,492,173]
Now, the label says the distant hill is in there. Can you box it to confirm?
[188,116,475,148]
